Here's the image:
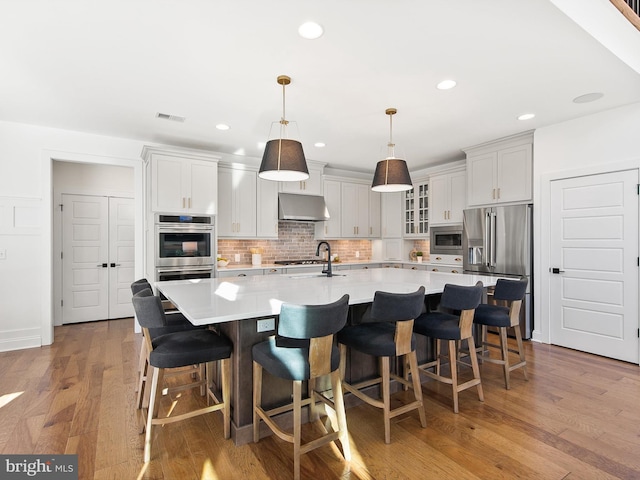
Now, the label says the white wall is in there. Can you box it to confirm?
[532,101,640,343]
[0,120,146,351]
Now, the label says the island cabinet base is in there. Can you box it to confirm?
[215,305,437,446]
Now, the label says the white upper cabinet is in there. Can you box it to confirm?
[315,180,341,239]
[279,163,323,195]
[465,132,533,206]
[218,166,257,238]
[369,190,381,237]
[143,147,219,214]
[256,177,279,238]
[403,180,429,237]
[341,182,370,238]
[381,191,402,238]
[429,170,466,225]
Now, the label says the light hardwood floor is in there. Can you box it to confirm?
[1,318,639,479]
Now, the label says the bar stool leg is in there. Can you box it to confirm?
[381,356,391,444]
[467,335,484,402]
[221,358,231,439]
[253,362,263,443]
[513,326,529,381]
[293,380,303,480]
[499,327,511,389]
[330,369,351,461]
[448,340,459,414]
[408,351,427,428]
[144,366,164,463]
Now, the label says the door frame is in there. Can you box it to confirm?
[535,159,639,363]
[42,150,144,345]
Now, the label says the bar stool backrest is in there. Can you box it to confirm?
[440,284,484,311]
[370,286,426,322]
[493,278,528,302]
[131,278,152,295]
[278,294,350,340]
[132,290,167,329]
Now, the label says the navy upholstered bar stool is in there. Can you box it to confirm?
[473,278,528,389]
[132,289,232,463]
[252,295,351,480]
[337,287,427,444]
[412,283,484,413]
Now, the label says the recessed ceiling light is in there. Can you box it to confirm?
[314,142,326,148]
[298,21,324,39]
[517,113,535,121]
[436,80,457,90]
[573,92,604,104]
[216,124,230,131]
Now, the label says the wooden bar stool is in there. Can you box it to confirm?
[252,295,351,480]
[131,279,201,411]
[132,290,232,463]
[473,278,528,389]
[337,287,427,444]
[412,283,484,413]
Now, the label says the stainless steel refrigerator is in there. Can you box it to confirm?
[462,204,533,338]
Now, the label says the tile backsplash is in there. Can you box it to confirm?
[217,221,373,265]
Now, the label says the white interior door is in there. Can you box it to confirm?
[549,170,639,363]
[108,197,135,319]
[62,194,109,323]
[62,194,134,323]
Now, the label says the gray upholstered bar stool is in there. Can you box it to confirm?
[473,278,528,389]
[412,283,484,413]
[132,289,232,463]
[337,287,427,444]
[131,279,200,410]
[252,295,351,480]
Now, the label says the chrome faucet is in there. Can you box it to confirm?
[315,241,333,277]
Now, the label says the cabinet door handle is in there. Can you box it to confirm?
[497,188,500,199]
[188,197,192,208]
[492,189,496,200]
[182,197,186,208]
[432,268,439,272]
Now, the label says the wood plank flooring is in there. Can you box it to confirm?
[0,318,639,479]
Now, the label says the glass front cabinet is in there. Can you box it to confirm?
[404,180,429,237]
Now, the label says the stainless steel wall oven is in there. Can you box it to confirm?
[155,213,215,267]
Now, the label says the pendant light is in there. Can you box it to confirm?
[258,75,310,182]
[371,108,413,192]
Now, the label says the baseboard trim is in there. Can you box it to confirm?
[0,328,41,352]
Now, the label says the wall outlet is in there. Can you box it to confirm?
[256,318,275,333]
[234,253,240,263]
[355,251,360,258]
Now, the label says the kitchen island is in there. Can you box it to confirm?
[155,268,500,445]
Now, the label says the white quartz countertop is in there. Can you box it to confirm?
[155,268,500,326]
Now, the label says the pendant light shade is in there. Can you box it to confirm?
[371,108,413,192]
[259,75,310,182]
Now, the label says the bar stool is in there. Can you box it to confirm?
[132,289,232,463]
[473,278,528,389]
[131,279,199,411]
[252,295,351,480]
[412,283,484,413]
[337,287,427,444]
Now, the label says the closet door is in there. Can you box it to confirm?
[62,194,134,323]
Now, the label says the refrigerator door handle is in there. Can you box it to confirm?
[489,211,497,267]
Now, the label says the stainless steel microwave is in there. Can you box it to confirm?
[429,225,463,255]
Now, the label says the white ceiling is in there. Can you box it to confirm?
[2,0,640,173]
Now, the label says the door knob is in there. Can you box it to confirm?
[550,267,564,274]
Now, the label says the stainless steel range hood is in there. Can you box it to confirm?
[278,193,330,221]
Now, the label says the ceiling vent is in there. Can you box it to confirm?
[156,112,186,122]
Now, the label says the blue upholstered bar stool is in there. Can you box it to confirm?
[473,278,528,389]
[412,283,484,413]
[252,295,351,480]
[337,287,427,444]
[132,289,232,463]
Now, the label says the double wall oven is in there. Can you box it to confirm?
[155,213,215,282]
